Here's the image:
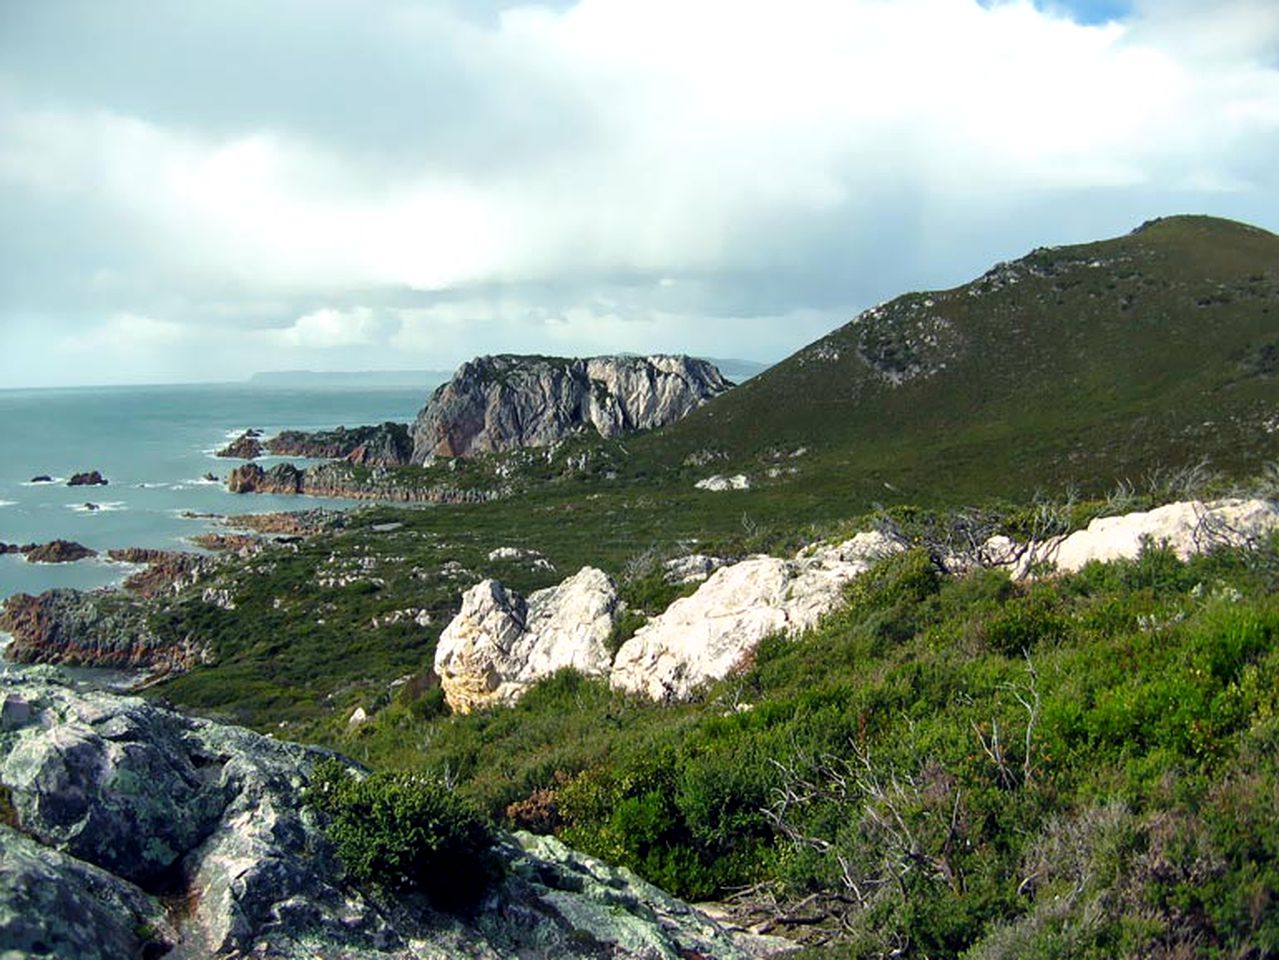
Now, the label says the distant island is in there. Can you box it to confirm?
[248,369,452,388]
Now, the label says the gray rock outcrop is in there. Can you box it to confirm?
[434,567,619,713]
[411,354,732,462]
[611,532,902,701]
[0,677,789,959]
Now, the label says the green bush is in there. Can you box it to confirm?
[306,759,497,907]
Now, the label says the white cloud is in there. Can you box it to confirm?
[260,307,387,349]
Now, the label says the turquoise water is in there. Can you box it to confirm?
[0,382,427,600]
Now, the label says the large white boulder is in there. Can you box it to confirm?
[1010,498,1279,576]
[610,531,901,701]
[435,567,619,713]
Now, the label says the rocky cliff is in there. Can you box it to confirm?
[411,354,732,462]
[0,676,788,959]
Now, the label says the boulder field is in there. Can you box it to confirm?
[0,675,788,960]
[434,499,1279,711]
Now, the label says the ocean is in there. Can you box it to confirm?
[0,382,429,601]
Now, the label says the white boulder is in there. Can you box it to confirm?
[435,567,619,713]
[695,474,751,492]
[611,531,901,701]
[662,554,728,584]
[1007,498,1279,576]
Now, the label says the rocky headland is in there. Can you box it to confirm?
[226,460,505,503]
[0,676,788,959]
[0,588,203,673]
[267,422,413,466]
[411,354,732,462]
[215,429,263,459]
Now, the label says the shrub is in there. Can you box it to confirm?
[306,759,497,907]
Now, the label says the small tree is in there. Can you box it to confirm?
[307,759,497,908]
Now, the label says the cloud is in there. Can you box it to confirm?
[1,0,1278,385]
[59,312,186,352]
[259,307,390,349]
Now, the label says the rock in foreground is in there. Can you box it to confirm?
[411,354,732,462]
[435,567,619,713]
[0,677,787,959]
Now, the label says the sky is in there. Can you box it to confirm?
[1,0,1278,388]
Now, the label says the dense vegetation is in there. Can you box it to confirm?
[337,533,1279,957]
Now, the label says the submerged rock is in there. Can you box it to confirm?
[411,354,732,462]
[435,567,620,713]
[0,676,788,959]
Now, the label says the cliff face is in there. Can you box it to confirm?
[410,354,732,462]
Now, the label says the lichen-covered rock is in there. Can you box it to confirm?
[0,825,177,960]
[611,532,901,701]
[435,567,619,713]
[0,676,790,959]
[411,354,731,462]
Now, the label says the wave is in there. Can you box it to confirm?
[67,501,127,513]
[0,500,16,508]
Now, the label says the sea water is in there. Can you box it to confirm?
[0,382,429,601]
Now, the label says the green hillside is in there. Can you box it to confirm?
[634,215,1279,505]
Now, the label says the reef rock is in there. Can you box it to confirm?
[435,567,619,713]
[0,676,787,959]
[22,540,98,564]
[67,471,107,487]
[611,532,902,701]
[411,354,732,462]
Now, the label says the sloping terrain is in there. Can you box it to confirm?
[637,215,1279,504]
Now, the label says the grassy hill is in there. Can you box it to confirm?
[632,215,1279,506]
